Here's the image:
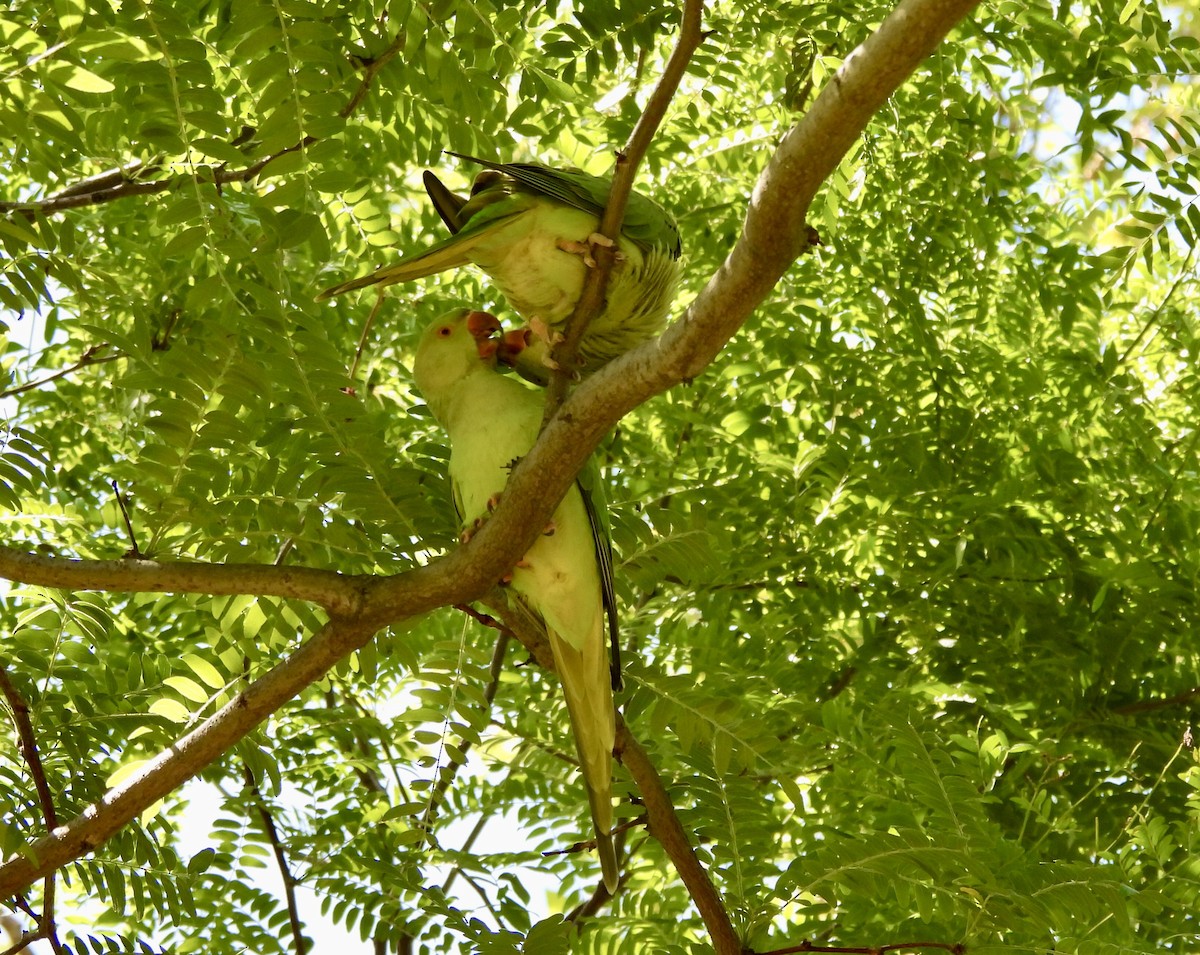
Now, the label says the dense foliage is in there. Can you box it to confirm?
[2,0,1199,953]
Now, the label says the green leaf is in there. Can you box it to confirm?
[60,65,116,93]
[180,653,226,689]
[164,675,210,704]
[148,698,192,723]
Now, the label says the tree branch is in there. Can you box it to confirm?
[486,597,724,932]
[242,763,308,955]
[341,33,407,118]
[0,548,368,618]
[1111,686,1200,716]
[0,0,978,640]
[420,628,510,834]
[0,616,377,896]
[0,19,403,218]
[761,941,965,955]
[0,669,58,832]
[0,140,315,217]
[0,345,120,399]
[545,0,705,411]
[616,717,744,954]
[0,667,63,955]
[355,0,982,639]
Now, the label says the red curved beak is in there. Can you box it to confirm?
[465,310,501,359]
[495,327,530,367]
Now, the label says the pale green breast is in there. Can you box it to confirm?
[509,485,604,655]
[470,202,598,324]
[445,372,542,527]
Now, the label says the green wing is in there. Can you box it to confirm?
[319,153,680,304]
[423,170,468,233]
[447,151,682,258]
[577,457,621,691]
[316,190,536,300]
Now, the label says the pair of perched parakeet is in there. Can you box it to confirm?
[320,155,681,893]
[319,153,682,382]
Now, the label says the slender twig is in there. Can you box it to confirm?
[339,689,414,799]
[1,21,402,219]
[0,666,63,955]
[420,630,510,832]
[621,0,707,179]
[1139,428,1200,542]
[1115,241,1196,367]
[458,870,506,927]
[0,139,315,217]
[341,33,407,118]
[50,158,163,199]
[9,899,36,922]
[565,875,616,922]
[453,604,504,630]
[761,942,965,955]
[543,0,706,415]
[0,345,120,399]
[242,763,308,955]
[439,813,489,895]
[1111,686,1200,716]
[110,481,143,559]
[349,289,388,384]
[151,308,182,352]
[320,686,416,954]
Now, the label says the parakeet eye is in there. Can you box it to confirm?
[437,325,452,337]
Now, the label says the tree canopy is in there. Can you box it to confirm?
[2,0,1200,953]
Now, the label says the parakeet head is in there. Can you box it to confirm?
[413,308,502,411]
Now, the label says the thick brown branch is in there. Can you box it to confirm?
[357,0,981,634]
[0,0,978,912]
[622,0,706,170]
[0,668,61,954]
[1,0,978,642]
[341,33,406,118]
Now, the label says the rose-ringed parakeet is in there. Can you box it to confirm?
[321,153,682,384]
[413,307,621,892]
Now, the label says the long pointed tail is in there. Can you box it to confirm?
[583,774,620,894]
[549,631,619,893]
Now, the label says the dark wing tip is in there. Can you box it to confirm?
[424,170,467,234]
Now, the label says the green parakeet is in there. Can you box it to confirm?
[413,307,621,893]
[320,153,682,384]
